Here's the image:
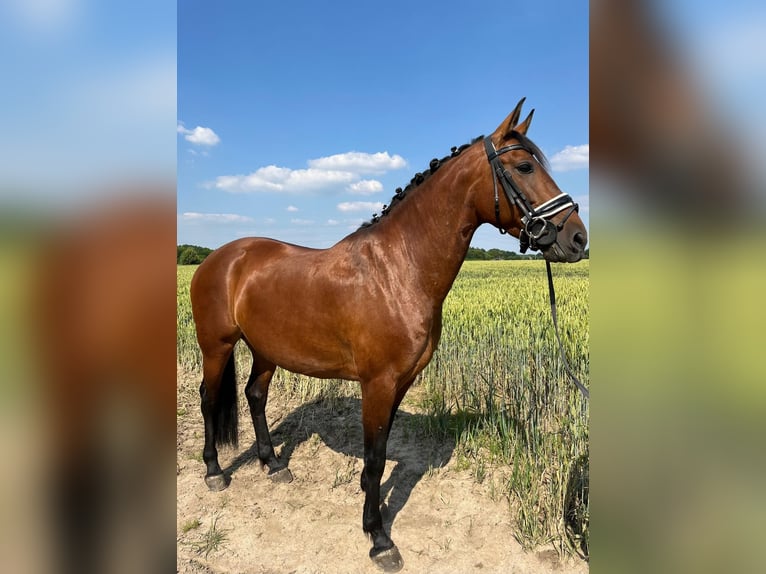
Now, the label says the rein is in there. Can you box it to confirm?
[545,261,590,400]
[484,136,589,401]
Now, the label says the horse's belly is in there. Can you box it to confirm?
[239,318,358,381]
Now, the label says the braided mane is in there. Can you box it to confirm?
[359,135,485,229]
[358,130,549,229]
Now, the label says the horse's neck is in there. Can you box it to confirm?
[375,151,483,303]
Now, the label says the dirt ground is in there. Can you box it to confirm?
[176,372,588,574]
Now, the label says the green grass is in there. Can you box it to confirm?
[185,514,229,558]
[418,260,589,553]
[177,259,589,556]
[181,518,202,533]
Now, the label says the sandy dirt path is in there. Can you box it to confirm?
[176,373,588,574]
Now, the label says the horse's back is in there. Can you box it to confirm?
[193,236,315,288]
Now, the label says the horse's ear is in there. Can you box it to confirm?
[515,109,535,135]
[493,97,526,142]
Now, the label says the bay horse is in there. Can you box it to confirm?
[190,99,587,572]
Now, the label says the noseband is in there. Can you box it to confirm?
[484,136,578,253]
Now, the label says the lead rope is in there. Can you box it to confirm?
[546,261,590,400]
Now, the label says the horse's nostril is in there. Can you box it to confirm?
[573,232,586,248]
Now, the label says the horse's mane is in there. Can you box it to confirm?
[359,130,549,228]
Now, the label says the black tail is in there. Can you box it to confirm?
[215,352,239,447]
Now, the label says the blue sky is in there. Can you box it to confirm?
[1,1,761,233]
[178,1,589,251]
[0,0,175,199]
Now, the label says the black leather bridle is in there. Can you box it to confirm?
[484,136,579,253]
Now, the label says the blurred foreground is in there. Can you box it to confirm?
[1,192,176,574]
[592,1,766,573]
[0,2,176,573]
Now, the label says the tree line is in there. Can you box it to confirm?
[177,244,213,265]
[178,244,588,264]
[466,247,541,260]
[466,247,590,260]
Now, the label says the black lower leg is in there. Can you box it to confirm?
[200,381,223,478]
[244,374,282,470]
[362,430,394,555]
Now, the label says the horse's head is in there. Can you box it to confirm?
[480,99,587,262]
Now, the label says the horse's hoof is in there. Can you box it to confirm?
[370,546,404,572]
[267,467,294,484]
[204,474,228,491]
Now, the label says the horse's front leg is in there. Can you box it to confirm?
[243,354,293,483]
[360,380,404,572]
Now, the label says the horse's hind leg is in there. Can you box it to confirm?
[244,351,293,483]
[199,341,239,491]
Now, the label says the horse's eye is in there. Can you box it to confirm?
[516,162,534,174]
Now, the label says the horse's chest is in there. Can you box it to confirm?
[372,305,442,376]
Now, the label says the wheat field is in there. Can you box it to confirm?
[177,259,589,556]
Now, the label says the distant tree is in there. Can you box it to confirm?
[466,247,489,260]
[487,248,502,260]
[466,246,544,260]
[178,247,202,265]
[177,244,213,264]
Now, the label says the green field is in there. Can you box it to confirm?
[177,259,589,555]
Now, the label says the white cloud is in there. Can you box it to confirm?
[327,219,340,225]
[291,218,314,225]
[286,205,299,212]
[210,150,406,195]
[212,166,356,193]
[308,151,406,174]
[574,194,589,214]
[550,144,589,172]
[347,179,383,195]
[337,201,384,213]
[177,123,221,146]
[180,212,253,223]
[187,148,210,157]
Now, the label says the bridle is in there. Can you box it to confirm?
[484,136,590,400]
[484,136,578,254]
